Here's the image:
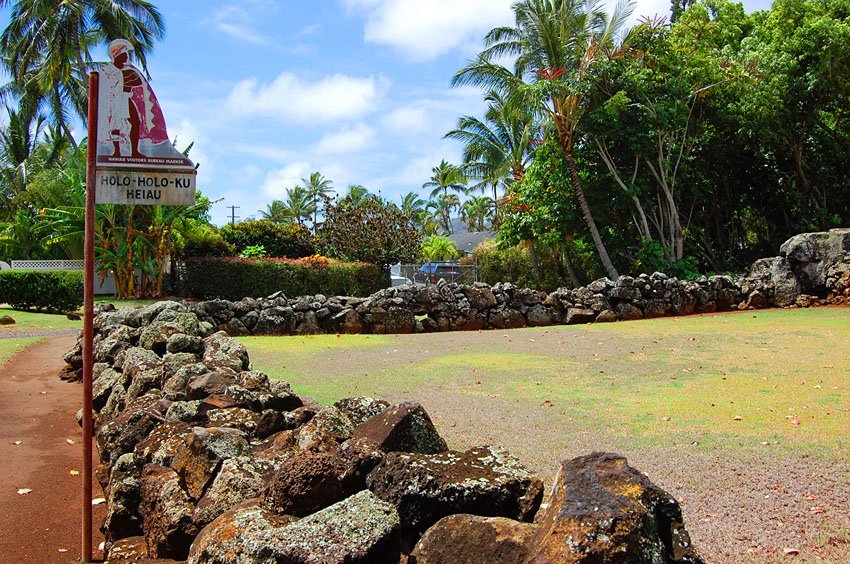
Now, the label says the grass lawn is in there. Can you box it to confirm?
[0,298,159,333]
[241,307,849,460]
[0,337,39,363]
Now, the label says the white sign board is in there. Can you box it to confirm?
[95,39,196,206]
[95,169,196,205]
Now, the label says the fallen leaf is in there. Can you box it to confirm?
[17,488,32,495]
[91,497,106,506]
[661,416,671,422]
[66,439,75,445]
[12,440,21,445]
[783,547,799,556]
[69,470,80,476]
[57,549,68,554]
[733,415,743,421]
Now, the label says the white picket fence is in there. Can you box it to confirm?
[9,259,116,295]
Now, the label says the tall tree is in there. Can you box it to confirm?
[259,200,292,224]
[281,186,315,228]
[422,159,467,199]
[446,90,540,226]
[427,192,460,235]
[454,0,635,280]
[460,195,494,232]
[301,171,333,234]
[0,0,165,141]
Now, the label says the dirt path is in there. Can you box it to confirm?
[0,336,106,564]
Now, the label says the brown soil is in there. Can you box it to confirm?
[0,336,106,564]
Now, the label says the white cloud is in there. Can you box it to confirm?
[381,106,429,134]
[205,1,281,47]
[343,0,514,61]
[259,162,312,198]
[315,123,376,155]
[169,118,213,188]
[226,73,389,124]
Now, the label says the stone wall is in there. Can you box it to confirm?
[165,229,849,338]
[64,301,704,563]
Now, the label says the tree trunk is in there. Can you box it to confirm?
[564,150,619,280]
[562,247,581,288]
[528,239,543,290]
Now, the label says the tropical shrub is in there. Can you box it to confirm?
[421,236,459,261]
[0,270,83,312]
[183,257,387,300]
[221,220,315,258]
[318,195,421,267]
[240,245,267,258]
[178,228,234,258]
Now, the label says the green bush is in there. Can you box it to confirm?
[221,220,315,258]
[0,270,84,312]
[178,229,234,258]
[183,257,388,300]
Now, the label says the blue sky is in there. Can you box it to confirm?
[4,0,773,225]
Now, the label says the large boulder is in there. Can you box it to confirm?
[246,490,401,564]
[262,450,358,517]
[333,396,390,426]
[139,311,201,354]
[101,454,143,542]
[750,256,801,307]
[187,499,297,564]
[410,514,538,564]
[134,422,194,467]
[139,465,198,560]
[96,394,165,464]
[352,402,447,455]
[119,348,165,400]
[780,228,850,293]
[202,331,249,372]
[171,426,250,500]
[526,452,703,563]
[367,445,544,533]
[192,456,276,528]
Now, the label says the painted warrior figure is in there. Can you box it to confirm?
[98,39,185,160]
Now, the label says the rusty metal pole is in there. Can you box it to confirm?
[82,70,99,564]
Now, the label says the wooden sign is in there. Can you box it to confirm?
[94,39,196,206]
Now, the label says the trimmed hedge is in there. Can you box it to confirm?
[183,257,388,300]
[0,270,84,312]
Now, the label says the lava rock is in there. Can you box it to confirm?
[367,445,543,533]
[527,452,703,563]
[352,402,447,455]
[139,465,198,560]
[410,514,538,564]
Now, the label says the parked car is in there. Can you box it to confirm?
[390,274,412,287]
[413,261,463,285]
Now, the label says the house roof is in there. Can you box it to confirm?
[448,231,498,255]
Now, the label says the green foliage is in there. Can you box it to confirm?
[421,236,459,261]
[240,245,267,258]
[318,195,422,268]
[221,220,315,259]
[0,270,83,312]
[177,227,234,258]
[634,240,701,280]
[184,257,387,301]
[471,240,583,291]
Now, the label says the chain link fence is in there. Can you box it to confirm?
[394,262,478,286]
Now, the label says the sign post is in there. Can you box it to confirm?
[82,70,98,564]
[82,39,196,562]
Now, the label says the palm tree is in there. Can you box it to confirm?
[427,193,460,235]
[453,0,633,280]
[301,171,333,234]
[422,160,467,200]
[0,0,165,142]
[345,184,370,206]
[259,200,292,224]
[460,196,494,232]
[421,235,460,261]
[446,90,540,226]
[281,186,315,227]
[399,191,427,228]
